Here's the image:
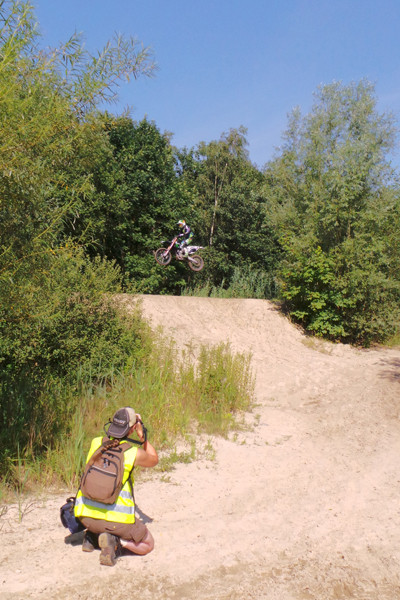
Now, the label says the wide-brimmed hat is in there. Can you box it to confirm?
[107,407,136,439]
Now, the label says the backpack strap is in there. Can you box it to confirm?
[123,423,148,501]
[84,437,114,471]
[81,437,125,483]
[114,438,137,502]
[103,418,148,446]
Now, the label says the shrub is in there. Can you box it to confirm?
[0,248,149,470]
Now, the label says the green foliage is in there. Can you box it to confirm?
[0,1,156,114]
[0,1,157,305]
[182,264,277,299]
[279,244,347,338]
[386,330,400,348]
[0,1,156,478]
[0,1,156,280]
[0,247,149,463]
[176,128,281,292]
[61,115,194,293]
[1,318,255,492]
[266,81,400,344]
[194,343,254,434]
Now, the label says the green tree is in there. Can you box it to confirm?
[0,0,156,288]
[176,128,280,293]
[0,0,156,464]
[265,80,400,344]
[62,116,193,293]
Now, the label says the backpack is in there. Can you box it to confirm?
[60,496,84,534]
[79,437,134,504]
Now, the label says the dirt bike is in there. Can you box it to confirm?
[154,236,204,272]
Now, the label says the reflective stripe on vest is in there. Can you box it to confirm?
[74,495,135,515]
[74,436,138,524]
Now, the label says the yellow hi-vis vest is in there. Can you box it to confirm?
[74,436,138,524]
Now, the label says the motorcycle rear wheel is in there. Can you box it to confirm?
[188,255,204,272]
[155,248,172,266]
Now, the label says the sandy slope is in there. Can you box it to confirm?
[1,295,400,600]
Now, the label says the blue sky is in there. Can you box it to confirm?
[34,0,400,168]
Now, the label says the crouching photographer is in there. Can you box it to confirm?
[73,407,158,566]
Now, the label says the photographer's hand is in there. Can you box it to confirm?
[133,414,145,442]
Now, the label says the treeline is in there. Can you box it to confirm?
[0,2,399,486]
[33,90,400,346]
[63,89,400,345]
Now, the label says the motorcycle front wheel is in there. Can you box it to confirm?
[155,248,172,266]
[188,255,204,272]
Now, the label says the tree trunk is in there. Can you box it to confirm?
[209,161,227,246]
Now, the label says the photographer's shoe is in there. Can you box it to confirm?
[99,532,121,566]
[82,529,99,552]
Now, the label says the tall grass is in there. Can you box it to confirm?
[386,328,400,347]
[0,323,255,498]
[182,265,278,299]
[46,334,254,489]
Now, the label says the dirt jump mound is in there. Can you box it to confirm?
[2,295,400,600]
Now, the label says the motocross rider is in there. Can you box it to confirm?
[177,220,194,256]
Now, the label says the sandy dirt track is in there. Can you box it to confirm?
[1,294,400,600]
